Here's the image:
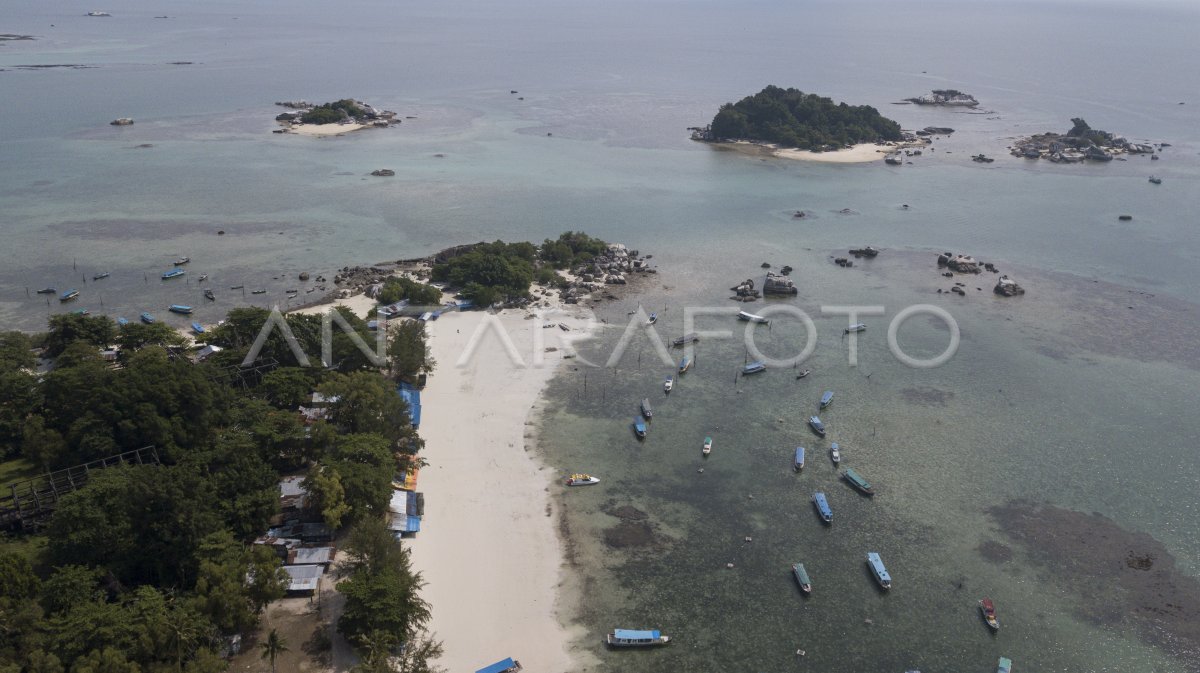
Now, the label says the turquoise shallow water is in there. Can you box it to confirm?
[3,0,1200,670]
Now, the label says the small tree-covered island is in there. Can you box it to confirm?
[273,98,399,135]
[691,85,903,151]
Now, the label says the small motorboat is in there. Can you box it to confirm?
[168,304,193,314]
[678,356,691,374]
[795,369,810,379]
[640,398,653,420]
[174,256,190,265]
[830,442,841,465]
[702,436,712,456]
[664,375,673,393]
[162,268,186,280]
[979,598,1000,631]
[867,552,892,590]
[92,272,110,281]
[204,289,216,301]
[793,446,806,471]
[230,285,244,290]
[70,309,89,316]
[632,418,647,440]
[743,360,767,375]
[647,312,658,325]
[812,492,833,524]
[558,323,569,331]
[191,322,205,335]
[565,473,600,487]
[59,289,80,302]
[605,629,670,647]
[36,287,57,294]
[997,657,1012,673]
[792,563,813,594]
[808,416,826,437]
[843,468,875,496]
[197,274,209,282]
[116,317,129,326]
[820,391,834,409]
[737,310,769,324]
[672,332,699,347]
[845,323,866,334]
[140,312,156,324]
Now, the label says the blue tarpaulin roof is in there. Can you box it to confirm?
[475,658,518,673]
[397,382,421,429]
[614,629,659,640]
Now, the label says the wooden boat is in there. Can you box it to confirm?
[204,289,216,301]
[795,369,810,379]
[812,492,832,523]
[737,310,769,324]
[664,376,673,393]
[558,323,569,331]
[174,256,190,265]
[866,552,892,589]
[678,356,691,374]
[230,285,244,290]
[140,312,155,324]
[70,309,88,316]
[830,442,841,465]
[808,416,826,437]
[997,657,1012,673]
[793,446,806,471]
[843,468,875,496]
[885,153,903,165]
[632,418,646,440]
[820,391,834,409]
[168,304,193,314]
[640,398,653,419]
[605,629,670,647]
[743,360,766,375]
[475,657,523,673]
[191,322,205,335]
[702,436,712,455]
[92,272,110,280]
[475,657,522,673]
[792,563,813,594]
[251,289,267,295]
[565,473,599,486]
[647,312,658,325]
[37,287,56,294]
[979,598,1000,631]
[672,332,699,347]
[845,323,866,333]
[162,268,186,280]
[59,289,79,302]
[197,274,209,282]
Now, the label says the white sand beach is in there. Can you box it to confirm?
[774,142,891,163]
[285,122,368,137]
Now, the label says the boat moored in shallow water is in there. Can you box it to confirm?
[702,436,712,455]
[140,312,155,324]
[743,360,766,375]
[162,268,185,280]
[565,473,599,486]
[640,398,653,419]
[845,323,866,333]
[204,289,216,301]
[169,304,193,314]
[37,287,56,295]
[116,317,129,326]
[980,598,1000,631]
[664,375,673,393]
[820,390,834,408]
[605,629,670,647]
[792,563,812,594]
[633,418,646,439]
[738,310,769,324]
[793,446,806,471]
[191,322,205,334]
[812,492,832,523]
[92,272,110,281]
[672,332,699,347]
[867,552,891,589]
[830,442,841,465]
[59,289,79,302]
[808,416,826,437]
[647,312,657,325]
[843,468,874,495]
[997,657,1012,673]
[678,356,691,373]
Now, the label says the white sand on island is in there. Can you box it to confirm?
[774,142,892,163]
[289,292,378,318]
[285,288,592,671]
[411,303,593,672]
[285,122,368,137]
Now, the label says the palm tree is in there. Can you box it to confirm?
[260,628,289,673]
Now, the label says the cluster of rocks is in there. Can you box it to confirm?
[334,265,392,293]
[850,247,880,259]
[559,244,655,304]
[763,271,797,295]
[730,278,761,301]
[275,101,314,109]
[110,118,134,126]
[993,275,1025,297]
[274,99,400,131]
[370,169,395,177]
[1009,118,1158,162]
[915,126,954,137]
[937,252,1025,297]
[904,90,978,107]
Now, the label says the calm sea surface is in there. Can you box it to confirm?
[3,0,1199,671]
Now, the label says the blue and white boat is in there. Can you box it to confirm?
[830,442,841,465]
[116,317,129,327]
[633,418,647,440]
[191,322,205,334]
[678,355,691,374]
[867,552,892,589]
[792,562,812,594]
[605,629,670,647]
[793,446,806,471]
[664,375,673,393]
[820,390,834,409]
[743,360,766,375]
[37,287,56,295]
[845,323,866,334]
[808,415,826,437]
[475,657,522,673]
[168,304,193,314]
[812,492,832,523]
[162,268,186,280]
[59,288,79,302]
[647,312,658,325]
[140,312,156,324]
[92,272,110,281]
[737,310,769,324]
[173,256,190,265]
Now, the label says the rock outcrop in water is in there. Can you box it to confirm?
[904,89,979,107]
[993,274,1025,297]
[1010,117,1157,162]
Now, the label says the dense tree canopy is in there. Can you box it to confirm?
[708,85,902,150]
[375,277,442,307]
